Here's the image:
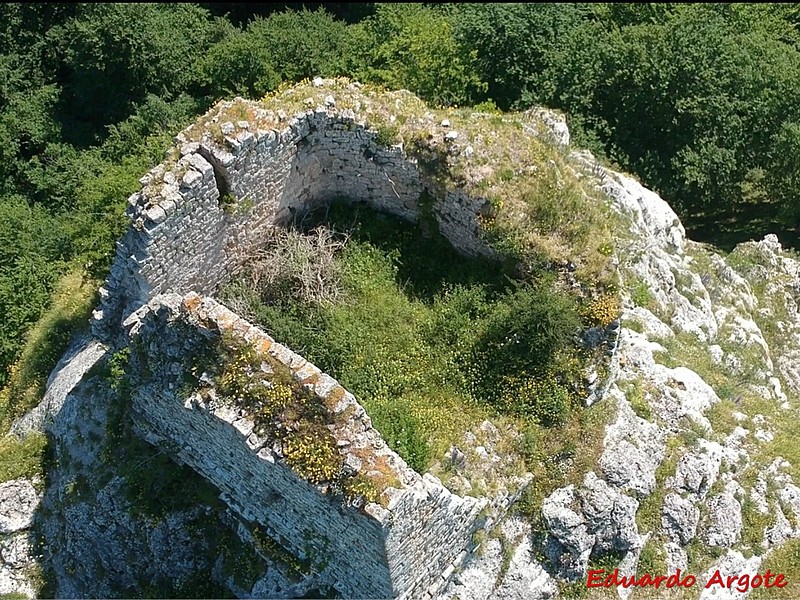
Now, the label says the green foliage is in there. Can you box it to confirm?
[770,121,800,223]
[100,350,224,519]
[368,400,431,473]
[197,24,279,100]
[471,281,582,422]
[630,278,654,309]
[119,441,223,520]
[107,347,131,392]
[0,81,193,390]
[198,8,350,100]
[218,532,267,590]
[441,2,800,230]
[446,3,588,110]
[637,537,668,576]
[624,379,652,421]
[223,205,591,471]
[0,197,67,388]
[543,5,800,227]
[55,4,217,126]
[9,2,800,448]
[374,124,400,147]
[205,334,381,490]
[355,4,487,107]
[251,526,312,577]
[246,9,350,84]
[750,539,800,599]
[0,432,48,484]
[0,271,97,429]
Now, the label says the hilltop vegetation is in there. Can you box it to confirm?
[220,204,609,491]
[3,1,800,435]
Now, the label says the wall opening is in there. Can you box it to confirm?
[196,146,234,205]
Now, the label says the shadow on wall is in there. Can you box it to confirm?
[92,105,493,345]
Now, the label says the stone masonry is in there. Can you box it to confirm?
[93,90,494,342]
[86,81,536,599]
[123,292,490,599]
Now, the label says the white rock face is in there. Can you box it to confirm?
[440,517,557,600]
[662,493,700,546]
[0,478,41,599]
[542,485,593,578]
[542,473,641,579]
[600,389,666,496]
[21,85,800,598]
[522,107,570,147]
[703,482,743,548]
[0,479,39,534]
[671,449,723,499]
[494,537,558,600]
[11,335,107,435]
[534,146,800,592]
[699,551,762,600]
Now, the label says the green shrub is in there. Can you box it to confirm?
[498,373,571,426]
[107,347,131,392]
[369,400,431,473]
[625,379,652,421]
[631,278,654,308]
[222,205,594,475]
[472,281,581,406]
[637,537,667,576]
[375,124,400,146]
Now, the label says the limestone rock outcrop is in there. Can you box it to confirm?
[7,78,800,599]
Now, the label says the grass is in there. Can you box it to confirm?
[630,277,655,310]
[637,537,668,577]
[651,317,800,558]
[222,203,611,499]
[182,77,619,289]
[0,432,48,485]
[0,270,98,432]
[223,205,514,472]
[624,378,653,421]
[750,539,800,599]
[635,438,681,534]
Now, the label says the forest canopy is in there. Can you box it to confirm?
[1,2,800,395]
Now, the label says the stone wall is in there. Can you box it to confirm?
[84,84,537,599]
[93,100,494,341]
[123,293,490,599]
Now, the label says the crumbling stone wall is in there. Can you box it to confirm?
[123,293,490,599]
[87,87,531,599]
[93,103,493,341]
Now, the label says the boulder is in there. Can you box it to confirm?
[661,493,699,546]
[0,479,39,534]
[703,483,743,548]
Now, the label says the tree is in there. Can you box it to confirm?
[355,4,486,107]
[55,4,217,128]
[447,3,588,110]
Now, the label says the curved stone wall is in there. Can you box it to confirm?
[87,86,531,598]
[123,293,491,599]
[93,97,494,341]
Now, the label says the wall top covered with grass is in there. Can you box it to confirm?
[91,77,614,343]
[84,78,579,598]
[122,291,525,599]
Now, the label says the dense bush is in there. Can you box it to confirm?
[55,3,219,128]
[351,4,487,107]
